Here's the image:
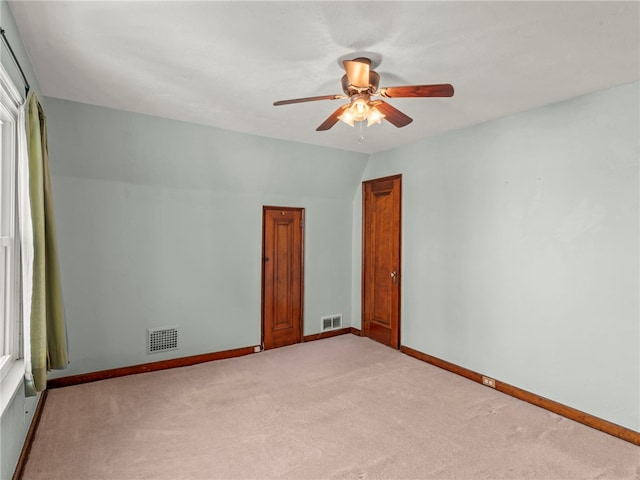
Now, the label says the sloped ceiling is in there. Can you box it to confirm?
[8,1,640,154]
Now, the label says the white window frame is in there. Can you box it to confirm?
[0,63,23,384]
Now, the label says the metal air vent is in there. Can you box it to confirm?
[147,327,178,354]
[321,314,342,331]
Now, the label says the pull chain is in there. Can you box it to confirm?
[357,121,365,144]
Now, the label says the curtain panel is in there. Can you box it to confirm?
[24,92,68,394]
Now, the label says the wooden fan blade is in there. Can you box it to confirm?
[274,94,344,106]
[316,105,349,131]
[343,58,371,88]
[374,100,413,128]
[379,84,454,98]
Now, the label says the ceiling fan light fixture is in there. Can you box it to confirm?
[338,94,384,128]
[366,106,385,126]
[350,96,369,122]
[337,108,356,127]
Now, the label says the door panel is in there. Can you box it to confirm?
[362,176,401,348]
[262,207,304,349]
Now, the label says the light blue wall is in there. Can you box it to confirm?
[0,2,41,479]
[354,82,639,431]
[1,383,38,480]
[44,98,368,377]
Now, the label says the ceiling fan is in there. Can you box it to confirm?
[273,57,454,131]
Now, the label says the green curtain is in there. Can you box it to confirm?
[25,91,68,394]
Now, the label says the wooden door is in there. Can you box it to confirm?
[262,207,304,350]
[362,175,401,349]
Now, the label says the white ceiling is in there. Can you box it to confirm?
[8,1,640,154]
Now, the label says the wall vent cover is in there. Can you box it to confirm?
[321,314,342,331]
[147,327,178,354]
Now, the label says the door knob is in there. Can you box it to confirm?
[390,270,397,285]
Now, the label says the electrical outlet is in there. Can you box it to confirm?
[254,346,261,353]
[482,376,496,388]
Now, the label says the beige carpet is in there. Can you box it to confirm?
[23,335,639,479]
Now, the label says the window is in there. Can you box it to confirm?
[0,64,23,382]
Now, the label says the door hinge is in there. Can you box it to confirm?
[300,219,304,228]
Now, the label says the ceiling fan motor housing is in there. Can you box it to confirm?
[341,70,380,95]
